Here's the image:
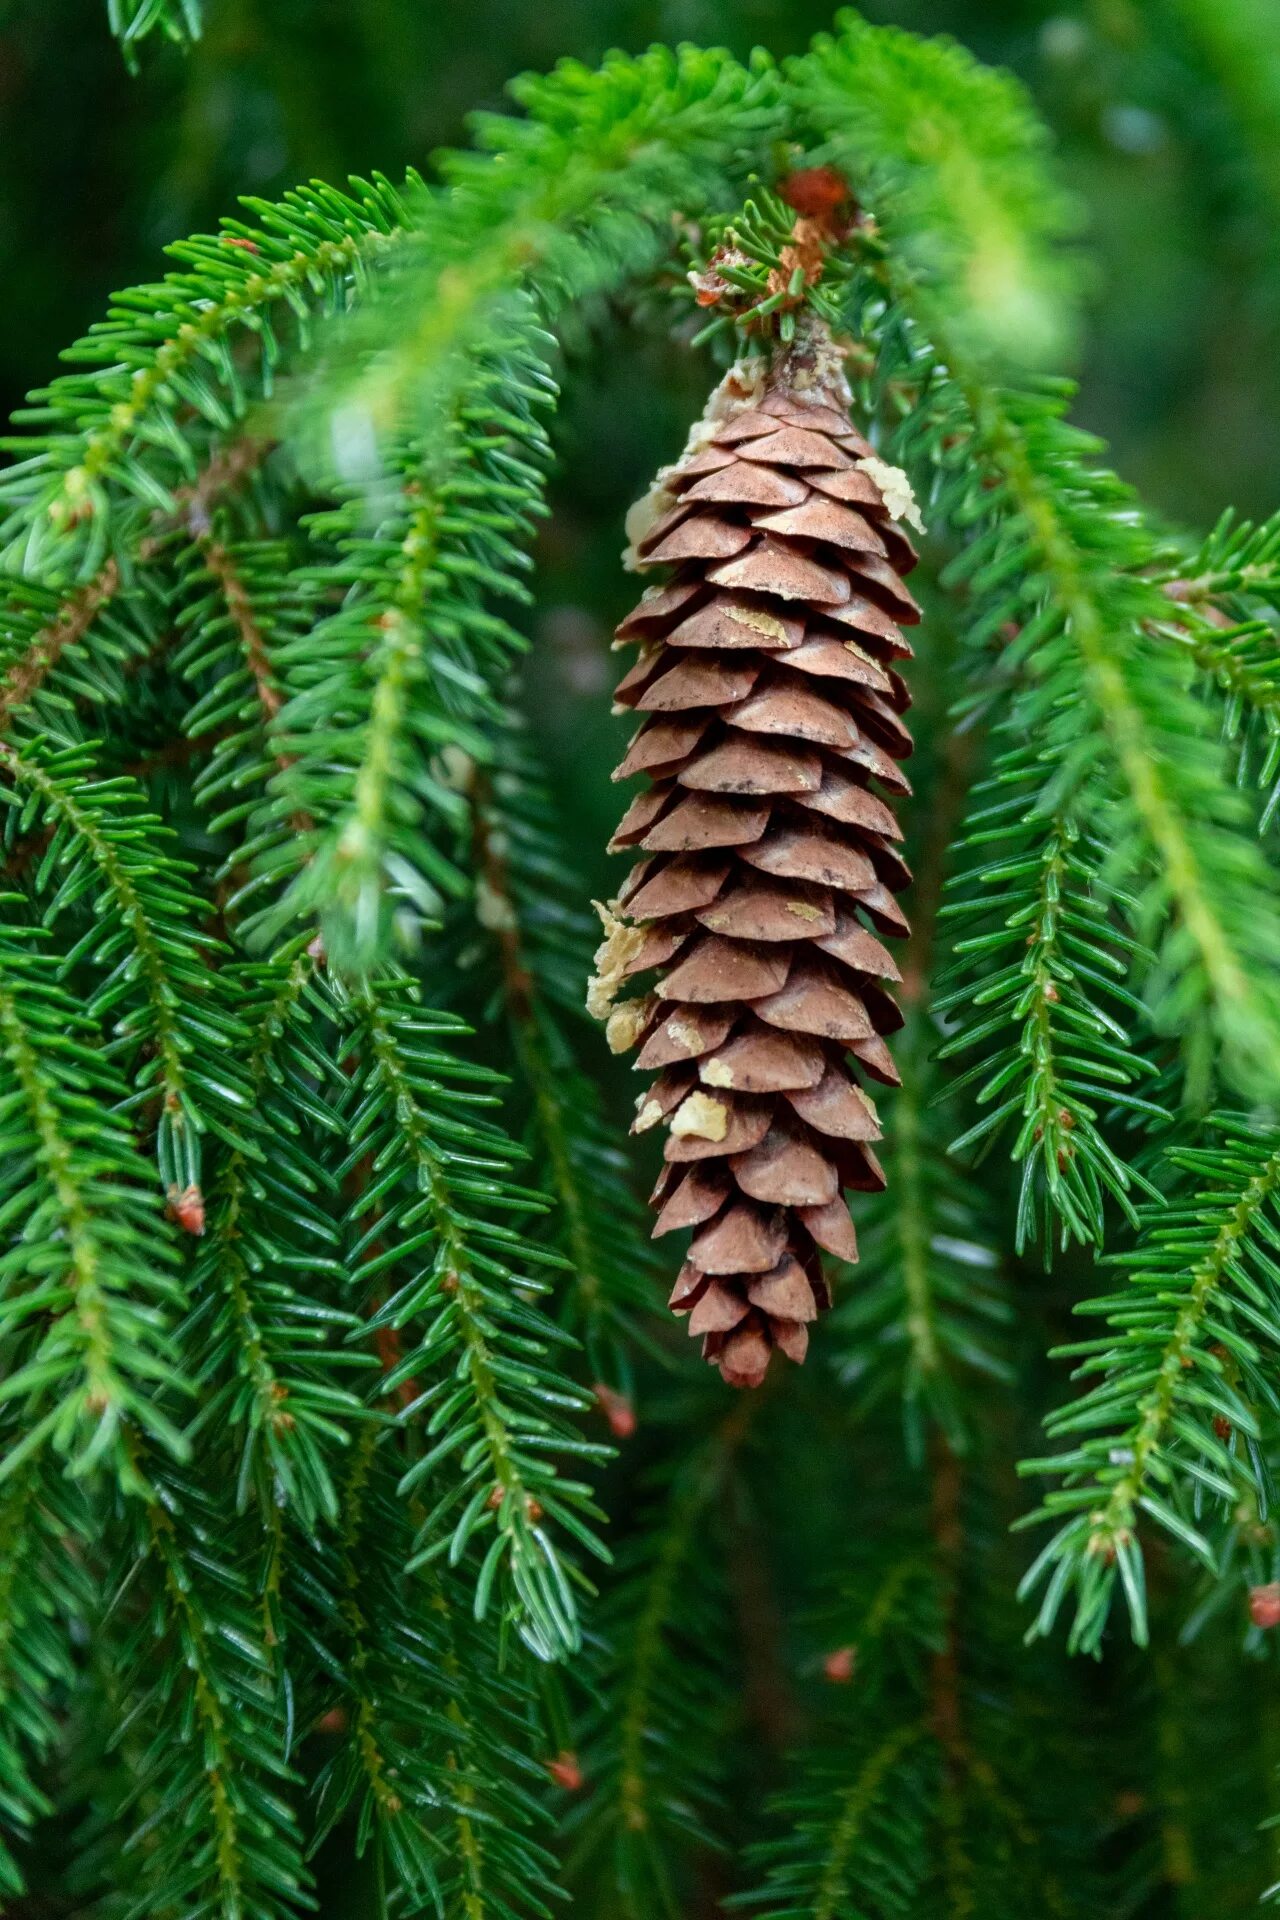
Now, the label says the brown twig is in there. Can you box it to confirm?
[929,1439,964,1756]
[0,432,276,741]
[340,1023,421,1416]
[724,1459,802,1754]
[0,560,121,733]
[171,437,274,540]
[470,768,535,1023]
[0,825,53,886]
[199,539,284,724]
[192,523,313,838]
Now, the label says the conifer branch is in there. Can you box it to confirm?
[247,310,554,969]
[1162,508,1280,615]
[0,1461,85,1894]
[0,912,186,1481]
[792,13,1082,366]
[0,736,249,1189]
[0,177,414,580]
[174,527,314,866]
[0,440,269,751]
[340,981,606,1659]
[1155,590,1280,831]
[569,1410,748,1914]
[733,1550,940,1920]
[934,747,1160,1247]
[1020,1116,1280,1651]
[432,1594,562,1920]
[200,539,287,724]
[298,1430,562,1915]
[737,1466,1091,1913]
[614,1462,720,1854]
[307,48,787,455]
[0,563,171,741]
[2,742,189,1115]
[180,946,365,1531]
[831,1029,1011,1453]
[465,725,663,1390]
[1163,606,1280,726]
[951,374,1280,1099]
[171,435,277,539]
[0,561,122,729]
[105,1449,309,1919]
[304,1426,444,1903]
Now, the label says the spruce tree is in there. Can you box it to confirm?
[3,8,1280,1914]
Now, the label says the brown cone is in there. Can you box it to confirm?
[590,333,918,1389]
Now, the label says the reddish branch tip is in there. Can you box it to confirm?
[780,166,852,230]
[166,1183,205,1235]
[546,1750,584,1791]
[593,1382,637,1438]
[1249,1583,1280,1630]
[823,1645,857,1683]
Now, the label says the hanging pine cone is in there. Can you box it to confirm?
[589,327,921,1388]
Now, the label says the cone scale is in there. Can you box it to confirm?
[590,329,919,1388]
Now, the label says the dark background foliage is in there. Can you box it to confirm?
[5,0,1280,511]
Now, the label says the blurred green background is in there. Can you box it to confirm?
[1,0,1278,883]
[4,0,1280,510]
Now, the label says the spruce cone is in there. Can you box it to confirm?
[591,335,920,1389]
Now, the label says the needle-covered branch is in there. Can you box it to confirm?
[340,980,608,1660]
[0,911,186,1483]
[1020,1117,1280,1652]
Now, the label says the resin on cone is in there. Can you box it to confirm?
[589,322,920,1388]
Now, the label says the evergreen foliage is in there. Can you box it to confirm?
[2,8,1280,1913]
[734,1550,941,1920]
[828,1026,1013,1455]
[0,911,186,1483]
[1022,1116,1280,1654]
[104,0,202,70]
[452,715,663,1388]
